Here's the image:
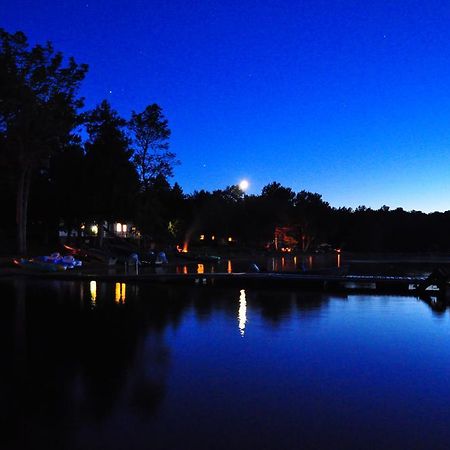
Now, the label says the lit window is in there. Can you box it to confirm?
[116,223,122,232]
[123,224,127,232]
[200,234,205,240]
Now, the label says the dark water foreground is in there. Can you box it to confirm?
[2,279,450,450]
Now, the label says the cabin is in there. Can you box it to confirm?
[59,221,140,241]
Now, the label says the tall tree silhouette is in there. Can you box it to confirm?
[0,29,87,254]
[129,104,177,191]
[84,100,139,246]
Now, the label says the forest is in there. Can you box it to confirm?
[2,28,450,255]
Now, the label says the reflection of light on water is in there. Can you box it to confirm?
[90,280,97,306]
[197,263,204,274]
[308,255,313,269]
[227,260,232,273]
[281,257,285,270]
[294,256,297,266]
[115,282,126,303]
[183,265,188,274]
[238,289,247,337]
[337,253,341,269]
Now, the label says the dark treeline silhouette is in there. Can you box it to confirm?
[2,29,450,254]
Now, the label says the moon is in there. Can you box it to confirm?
[239,179,249,191]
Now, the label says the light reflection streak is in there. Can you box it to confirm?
[337,252,341,269]
[238,289,247,337]
[89,280,97,306]
[115,282,126,304]
[227,260,232,274]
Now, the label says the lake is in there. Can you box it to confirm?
[2,278,450,449]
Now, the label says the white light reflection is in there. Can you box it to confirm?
[238,289,247,337]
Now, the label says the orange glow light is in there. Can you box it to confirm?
[197,263,204,274]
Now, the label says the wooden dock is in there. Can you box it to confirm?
[6,270,433,295]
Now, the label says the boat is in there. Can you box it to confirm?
[14,253,82,271]
[15,258,67,272]
[37,253,83,269]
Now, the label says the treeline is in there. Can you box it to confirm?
[2,29,450,254]
[165,185,450,253]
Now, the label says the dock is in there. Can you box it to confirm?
[4,269,436,295]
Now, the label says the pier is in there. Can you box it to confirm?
[5,269,436,295]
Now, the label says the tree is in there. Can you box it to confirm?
[259,182,295,240]
[293,191,331,251]
[129,104,178,190]
[84,100,139,245]
[0,29,87,253]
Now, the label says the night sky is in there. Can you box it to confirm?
[4,0,450,212]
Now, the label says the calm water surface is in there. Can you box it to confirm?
[2,278,450,449]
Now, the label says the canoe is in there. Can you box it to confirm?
[15,258,67,272]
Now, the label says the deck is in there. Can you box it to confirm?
[5,269,433,295]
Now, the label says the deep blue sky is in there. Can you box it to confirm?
[4,0,450,211]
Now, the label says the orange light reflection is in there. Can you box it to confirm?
[115,282,126,303]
